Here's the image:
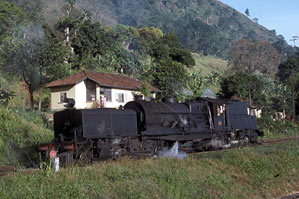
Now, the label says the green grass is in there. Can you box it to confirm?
[0,107,53,167]
[1,142,299,199]
[190,53,229,76]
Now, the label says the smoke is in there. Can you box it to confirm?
[159,141,187,160]
[209,140,231,149]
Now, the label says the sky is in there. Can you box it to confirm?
[220,0,299,46]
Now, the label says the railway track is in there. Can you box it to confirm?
[262,136,299,145]
[0,166,39,178]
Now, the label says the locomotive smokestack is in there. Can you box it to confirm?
[134,95,143,101]
[63,98,75,109]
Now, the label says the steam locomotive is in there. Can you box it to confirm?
[39,97,263,164]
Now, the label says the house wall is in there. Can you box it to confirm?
[50,85,75,110]
[49,80,155,110]
[106,88,140,108]
[75,81,87,109]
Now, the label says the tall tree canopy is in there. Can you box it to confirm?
[0,1,26,44]
[228,38,282,77]
[1,26,71,110]
[220,72,266,107]
[277,52,299,82]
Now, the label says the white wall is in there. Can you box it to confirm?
[50,80,155,110]
[75,81,87,109]
[104,88,139,108]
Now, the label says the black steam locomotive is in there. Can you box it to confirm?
[40,98,263,163]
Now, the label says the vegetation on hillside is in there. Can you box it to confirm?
[0,106,53,166]
[0,0,298,117]
[41,0,294,58]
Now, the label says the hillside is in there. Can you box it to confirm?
[191,53,228,75]
[43,0,279,57]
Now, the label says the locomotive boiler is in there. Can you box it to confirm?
[39,97,263,164]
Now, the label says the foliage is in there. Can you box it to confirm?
[228,38,282,77]
[1,24,72,110]
[0,1,27,44]
[38,40,72,82]
[8,0,44,23]
[277,51,299,117]
[1,28,45,110]
[219,72,266,107]
[0,88,14,106]
[272,35,296,56]
[245,8,250,17]
[151,32,195,68]
[151,58,188,98]
[0,107,52,166]
[257,117,297,138]
[277,54,299,82]
[187,71,220,99]
[41,0,285,57]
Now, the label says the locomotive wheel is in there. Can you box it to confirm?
[240,136,250,147]
[78,151,93,164]
[141,140,156,154]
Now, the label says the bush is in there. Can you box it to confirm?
[257,116,297,138]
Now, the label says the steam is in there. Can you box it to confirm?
[209,140,231,149]
[159,141,187,159]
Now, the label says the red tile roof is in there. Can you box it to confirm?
[45,70,160,92]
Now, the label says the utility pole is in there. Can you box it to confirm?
[290,36,298,137]
[292,68,296,137]
[248,85,252,107]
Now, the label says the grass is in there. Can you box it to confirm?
[1,141,299,199]
[0,107,53,167]
[190,53,229,76]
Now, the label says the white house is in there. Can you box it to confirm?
[45,70,159,110]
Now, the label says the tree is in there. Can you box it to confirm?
[151,59,188,98]
[150,33,195,67]
[70,19,106,69]
[245,8,250,17]
[272,35,296,56]
[0,1,26,44]
[9,0,44,24]
[277,55,299,82]
[1,26,71,110]
[219,72,266,107]
[2,31,43,110]
[228,38,282,77]
[131,27,163,55]
[290,36,299,47]
[252,17,259,24]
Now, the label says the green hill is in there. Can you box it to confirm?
[43,0,280,57]
[191,53,228,75]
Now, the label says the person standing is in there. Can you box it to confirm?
[98,91,107,108]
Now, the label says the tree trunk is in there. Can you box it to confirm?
[38,89,42,111]
[28,86,34,111]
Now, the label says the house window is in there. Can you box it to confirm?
[60,92,67,103]
[86,80,96,102]
[115,93,125,103]
[100,88,112,102]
